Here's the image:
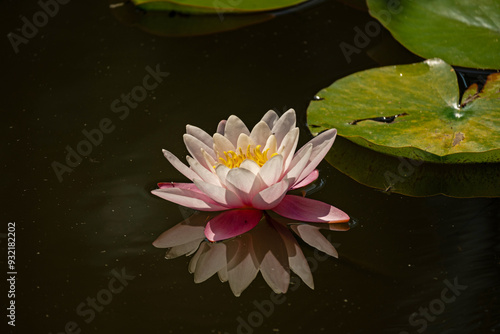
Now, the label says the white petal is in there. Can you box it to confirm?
[236,133,255,151]
[258,154,284,187]
[162,149,198,181]
[225,168,265,205]
[224,115,250,146]
[183,134,214,170]
[217,120,226,135]
[263,135,277,157]
[201,149,217,172]
[193,179,244,208]
[285,143,313,183]
[215,164,230,187]
[250,121,272,147]
[296,129,337,183]
[186,125,215,157]
[186,156,221,186]
[261,110,279,128]
[272,109,296,147]
[277,128,299,171]
[213,133,235,158]
[251,178,290,210]
[239,159,260,175]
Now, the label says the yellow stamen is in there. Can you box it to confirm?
[217,144,277,169]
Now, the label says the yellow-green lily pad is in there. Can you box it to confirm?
[307,59,500,163]
[367,0,500,69]
[132,0,310,14]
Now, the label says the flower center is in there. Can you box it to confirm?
[218,144,275,169]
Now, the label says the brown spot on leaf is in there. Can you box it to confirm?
[452,132,465,147]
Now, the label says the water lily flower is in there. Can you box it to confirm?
[152,109,349,242]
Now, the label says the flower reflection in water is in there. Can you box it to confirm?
[151,109,350,296]
[153,211,350,296]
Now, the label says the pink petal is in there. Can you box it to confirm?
[193,179,244,208]
[224,115,250,147]
[261,110,279,128]
[272,195,349,223]
[183,134,215,170]
[162,149,199,181]
[290,169,319,190]
[251,178,290,210]
[272,109,296,147]
[295,129,337,183]
[152,188,228,211]
[204,209,263,242]
[157,182,200,191]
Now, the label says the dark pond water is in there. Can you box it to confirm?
[3,1,499,333]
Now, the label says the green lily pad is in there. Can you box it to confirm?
[132,0,310,14]
[367,0,500,69]
[307,59,500,163]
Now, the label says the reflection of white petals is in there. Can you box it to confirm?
[193,242,227,283]
[156,213,346,296]
[188,242,208,274]
[165,238,204,259]
[226,234,259,297]
[290,224,338,258]
[252,220,290,294]
[271,219,314,290]
[153,213,208,248]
